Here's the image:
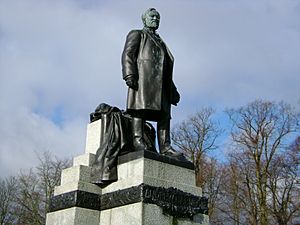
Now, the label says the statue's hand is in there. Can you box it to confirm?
[172,91,180,106]
[125,77,138,90]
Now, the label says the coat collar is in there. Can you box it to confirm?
[142,27,163,48]
[142,28,174,62]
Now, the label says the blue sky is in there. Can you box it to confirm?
[0,0,299,176]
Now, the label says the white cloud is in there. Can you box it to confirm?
[0,0,299,177]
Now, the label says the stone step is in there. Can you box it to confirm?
[73,153,96,167]
[61,165,91,185]
[54,181,101,196]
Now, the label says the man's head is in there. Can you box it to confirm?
[142,8,160,30]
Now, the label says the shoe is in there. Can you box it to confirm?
[132,117,150,151]
[133,136,150,151]
[157,119,182,157]
[160,145,183,157]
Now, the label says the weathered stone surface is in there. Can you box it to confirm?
[101,156,201,196]
[85,119,102,154]
[100,203,143,225]
[46,207,100,225]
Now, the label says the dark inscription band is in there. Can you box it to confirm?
[49,184,208,218]
[142,185,208,218]
[101,184,208,218]
[48,190,101,212]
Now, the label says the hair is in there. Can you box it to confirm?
[141,8,160,24]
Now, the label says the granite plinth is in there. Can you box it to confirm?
[46,119,209,225]
[102,150,200,197]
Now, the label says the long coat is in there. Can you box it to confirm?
[121,28,179,121]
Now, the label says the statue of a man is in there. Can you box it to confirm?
[122,8,181,157]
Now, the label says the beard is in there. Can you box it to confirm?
[145,20,159,30]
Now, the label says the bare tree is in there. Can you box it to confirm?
[0,177,17,225]
[171,107,222,187]
[222,150,260,225]
[226,100,299,225]
[218,158,244,225]
[171,107,223,222]
[268,137,300,225]
[36,151,71,215]
[202,157,226,223]
[14,170,44,225]
[12,151,71,225]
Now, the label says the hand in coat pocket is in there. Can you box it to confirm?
[125,77,138,90]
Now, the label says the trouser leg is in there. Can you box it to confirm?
[132,117,149,151]
[157,118,182,157]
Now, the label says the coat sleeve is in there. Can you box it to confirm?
[121,30,141,80]
[171,81,180,105]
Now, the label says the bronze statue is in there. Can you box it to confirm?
[122,8,181,157]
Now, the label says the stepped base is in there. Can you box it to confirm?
[46,150,209,225]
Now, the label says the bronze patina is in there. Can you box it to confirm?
[122,8,181,157]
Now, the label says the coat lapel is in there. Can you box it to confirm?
[142,28,174,62]
[142,28,161,48]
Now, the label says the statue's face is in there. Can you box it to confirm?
[144,10,160,30]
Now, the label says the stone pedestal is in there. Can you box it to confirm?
[46,120,209,225]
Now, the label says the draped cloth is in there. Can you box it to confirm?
[90,103,156,186]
